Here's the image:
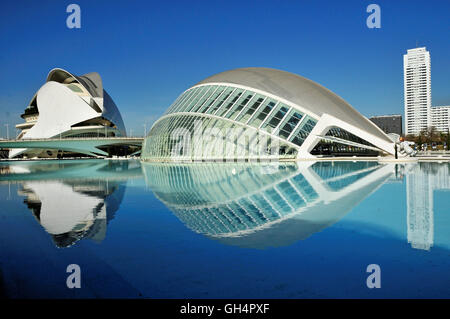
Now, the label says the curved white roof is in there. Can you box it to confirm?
[45,68,126,134]
[10,68,127,158]
[196,67,392,143]
[47,68,103,98]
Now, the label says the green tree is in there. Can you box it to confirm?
[417,133,423,146]
[446,129,450,150]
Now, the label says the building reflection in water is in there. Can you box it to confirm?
[1,159,448,250]
[405,162,450,251]
[142,161,395,248]
[0,160,142,248]
[19,180,124,248]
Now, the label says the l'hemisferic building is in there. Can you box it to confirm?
[142,67,397,161]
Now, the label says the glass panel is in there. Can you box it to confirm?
[183,87,208,113]
[225,92,254,120]
[203,118,217,135]
[181,86,208,112]
[172,88,197,113]
[248,99,277,128]
[261,104,289,133]
[289,116,317,146]
[209,119,233,157]
[178,88,200,113]
[279,111,303,139]
[216,89,244,117]
[235,95,265,123]
[302,118,317,134]
[199,86,225,113]
[190,86,216,113]
[165,89,191,114]
[206,87,235,114]
[291,131,308,146]
[67,83,83,93]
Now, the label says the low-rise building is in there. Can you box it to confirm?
[369,114,403,136]
[431,106,450,133]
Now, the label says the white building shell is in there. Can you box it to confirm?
[142,67,396,161]
[11,68,126,158]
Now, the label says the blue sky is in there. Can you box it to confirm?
[0,0,449,137]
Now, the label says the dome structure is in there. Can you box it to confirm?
[11,68,126,158]
[142,67,397,161]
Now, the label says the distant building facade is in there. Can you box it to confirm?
[403,47,450,135]
[370,114,403,136]
[404,47,431,136]
[431,105,450,133]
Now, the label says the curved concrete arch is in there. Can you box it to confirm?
[47,68,103,99]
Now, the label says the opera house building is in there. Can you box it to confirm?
[142,68,398,161]
[11,68,127,158]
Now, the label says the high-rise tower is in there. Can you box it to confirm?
[404,47,431,136]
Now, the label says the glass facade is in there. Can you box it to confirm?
[310,127,380,156]
[142,84,318,161]
[325,127,376,147]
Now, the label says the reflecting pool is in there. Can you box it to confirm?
[0,159,449,298]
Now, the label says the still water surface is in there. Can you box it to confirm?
[0,159,449,298]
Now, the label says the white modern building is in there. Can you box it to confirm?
[404,47,432,136]
[431,105,450,133]
[10,68,126,158]
[142,67,398,161]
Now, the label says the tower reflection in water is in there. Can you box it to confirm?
[142,161,395,248]
[1,160,142,248]
[405,162,450,251]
